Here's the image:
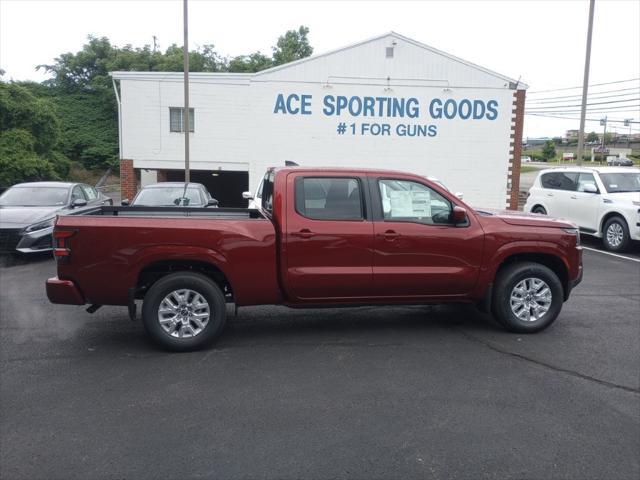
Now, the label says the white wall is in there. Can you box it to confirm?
[116,33,519,209]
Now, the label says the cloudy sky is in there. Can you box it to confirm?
[1,0,638,138]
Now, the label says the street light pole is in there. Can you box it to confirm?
[183,0,190,183]
[576,0,595,166]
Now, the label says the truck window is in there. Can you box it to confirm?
[295,177,363,220]
[261,171,275,213]
[378,179,452,225]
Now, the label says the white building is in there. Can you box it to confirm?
[111,32,527,209]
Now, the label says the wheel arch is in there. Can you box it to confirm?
[600,211,627,235]
[135,259,234,302]
[496,252,569,301]
[530,203,547,213]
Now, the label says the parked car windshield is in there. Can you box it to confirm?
[599,173,640,193]
[132,187,205,206]
[0,186,69,206]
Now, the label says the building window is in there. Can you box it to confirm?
[169,107,195,132]
[385,47,394,58]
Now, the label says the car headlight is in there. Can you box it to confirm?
[563,227,580,246]
[24,217,55,233]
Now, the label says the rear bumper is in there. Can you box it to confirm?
[46,277,85,305]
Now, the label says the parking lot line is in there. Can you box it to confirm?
[582,246,640,263]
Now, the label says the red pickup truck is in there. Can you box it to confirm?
[46,167,583,351]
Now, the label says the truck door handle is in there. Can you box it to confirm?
[291,229,315,239]
[546,193,554,197]
[571,195,577,199]
[381,230,400,240]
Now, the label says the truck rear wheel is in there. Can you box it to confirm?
[141,272,227,351]
[492,262,563,333]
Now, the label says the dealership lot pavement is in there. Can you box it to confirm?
[1,248,638,480]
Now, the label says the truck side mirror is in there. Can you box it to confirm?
[71,198,87,208]
[452,206,469,226]
[207,198,219,207]
[242,191,253,200]
[583,183,598,194]
[121,199,130,206]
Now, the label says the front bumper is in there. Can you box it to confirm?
[46,277,85,305]
[16,226,54,253]
[566,264,583,300]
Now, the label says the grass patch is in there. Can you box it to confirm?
[520,165,540,173]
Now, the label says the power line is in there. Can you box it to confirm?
[527,88,640,105]
[528,77,639,94]
[526,97,639,110]
[527,109,639,115]
[526,86,639,102]
[525,113,639,124]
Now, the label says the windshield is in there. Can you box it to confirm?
[599,173,640,193]
[132,187,205,206]
[0,186,69,206]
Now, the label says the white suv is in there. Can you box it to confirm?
[524,166,640,251]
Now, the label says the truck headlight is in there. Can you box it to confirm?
[24,217,55,233]
[563,228,580,246]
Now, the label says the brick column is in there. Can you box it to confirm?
[507,89,526,210]
[120,159,137,201]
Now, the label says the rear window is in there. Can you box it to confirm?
[540,172,578,191]
[261,170,275,214]
[295,177,363,220]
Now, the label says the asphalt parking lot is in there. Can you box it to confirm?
[1,244,639,480]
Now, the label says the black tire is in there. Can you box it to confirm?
[492,262,563,333]
[531,205,547,215]
[602,216,630,252]
[141,272,227,351]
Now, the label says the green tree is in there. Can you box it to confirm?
[25,28,314,175]
[586,131,599,142]
[272,26,313,66]
[0,82,69,186]
[542,140,556,161]
[228,52,273,73]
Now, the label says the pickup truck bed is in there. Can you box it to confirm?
[50,206,281,307]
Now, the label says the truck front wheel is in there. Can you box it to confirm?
[141,272,227,351]
[492,262,563,333]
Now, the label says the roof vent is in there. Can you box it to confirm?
[385,47,394,58]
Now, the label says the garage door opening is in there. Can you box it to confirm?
[165,170,249,208]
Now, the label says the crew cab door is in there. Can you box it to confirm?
[370,176,484,297]
[284,174,374,300]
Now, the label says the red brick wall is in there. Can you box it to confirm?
[120,159,137,201]
[508,89,526,210]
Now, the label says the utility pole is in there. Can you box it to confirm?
[183,0,190,183]
[601,116,607,153]
[576,0,595,166]
[624,119,632,148]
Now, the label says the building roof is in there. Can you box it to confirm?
[111,32,526,89]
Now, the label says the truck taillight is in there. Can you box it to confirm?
[53,229,76,263]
